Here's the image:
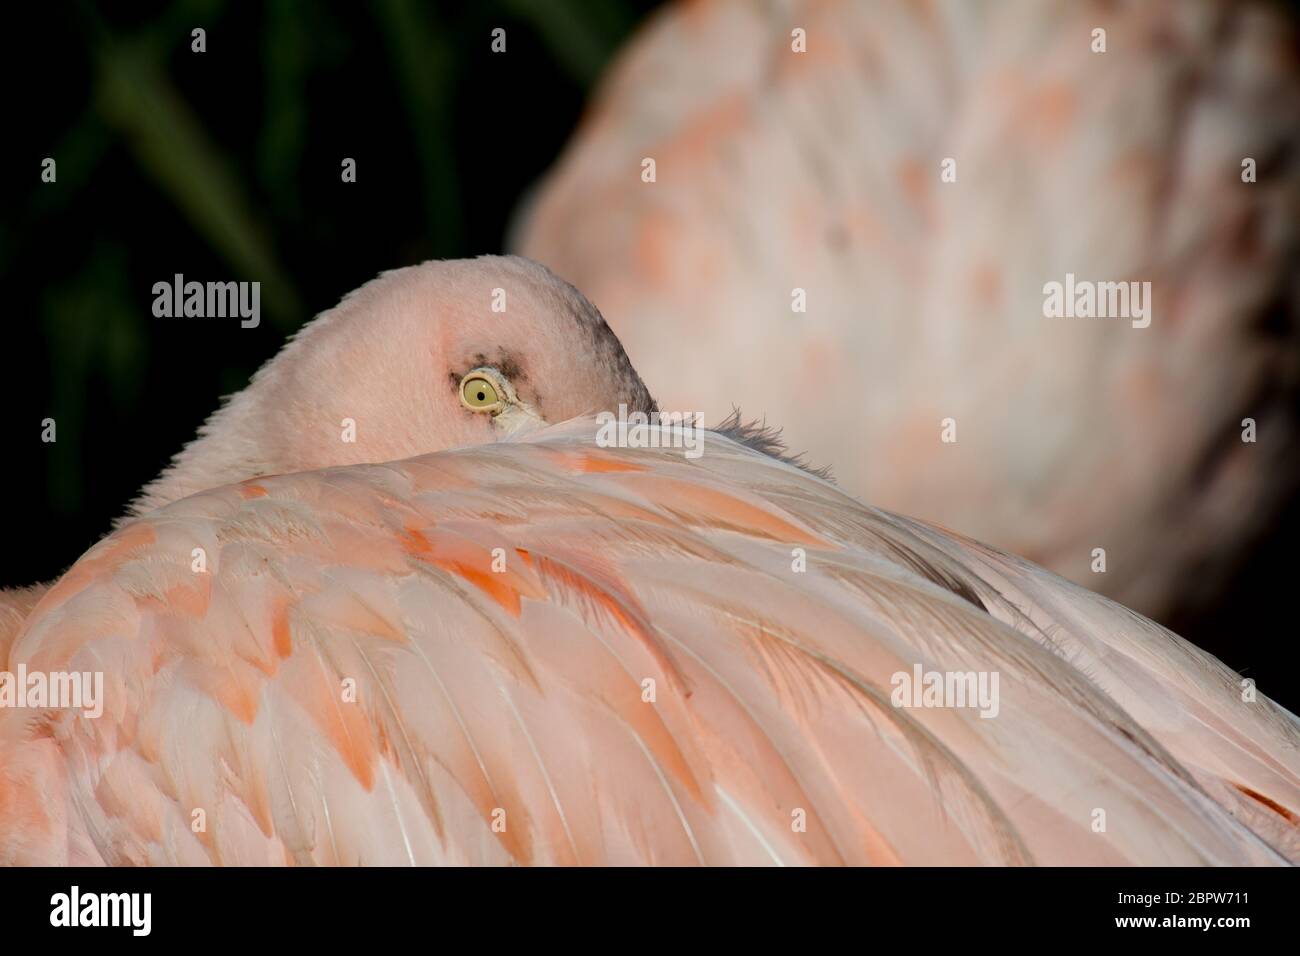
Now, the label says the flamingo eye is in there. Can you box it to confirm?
[460,372,504,413]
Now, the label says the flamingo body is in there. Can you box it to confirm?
[515,0,1300,621]
[4,422,1296,865]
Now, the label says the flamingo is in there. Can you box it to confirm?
[514,0,1300,625]
[1,256,1296,865]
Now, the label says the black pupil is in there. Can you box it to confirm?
[477,391,485,401]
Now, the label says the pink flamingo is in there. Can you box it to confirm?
[1,257,1296,865]
[515,0,1300,625]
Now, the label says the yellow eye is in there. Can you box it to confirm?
[460,373,503,412]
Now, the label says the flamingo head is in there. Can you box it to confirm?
[125,255,657,519]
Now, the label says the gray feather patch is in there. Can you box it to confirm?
[712,409,833,481]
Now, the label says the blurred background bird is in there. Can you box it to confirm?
[515,0,1300,647]
[3,0,1298,708]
